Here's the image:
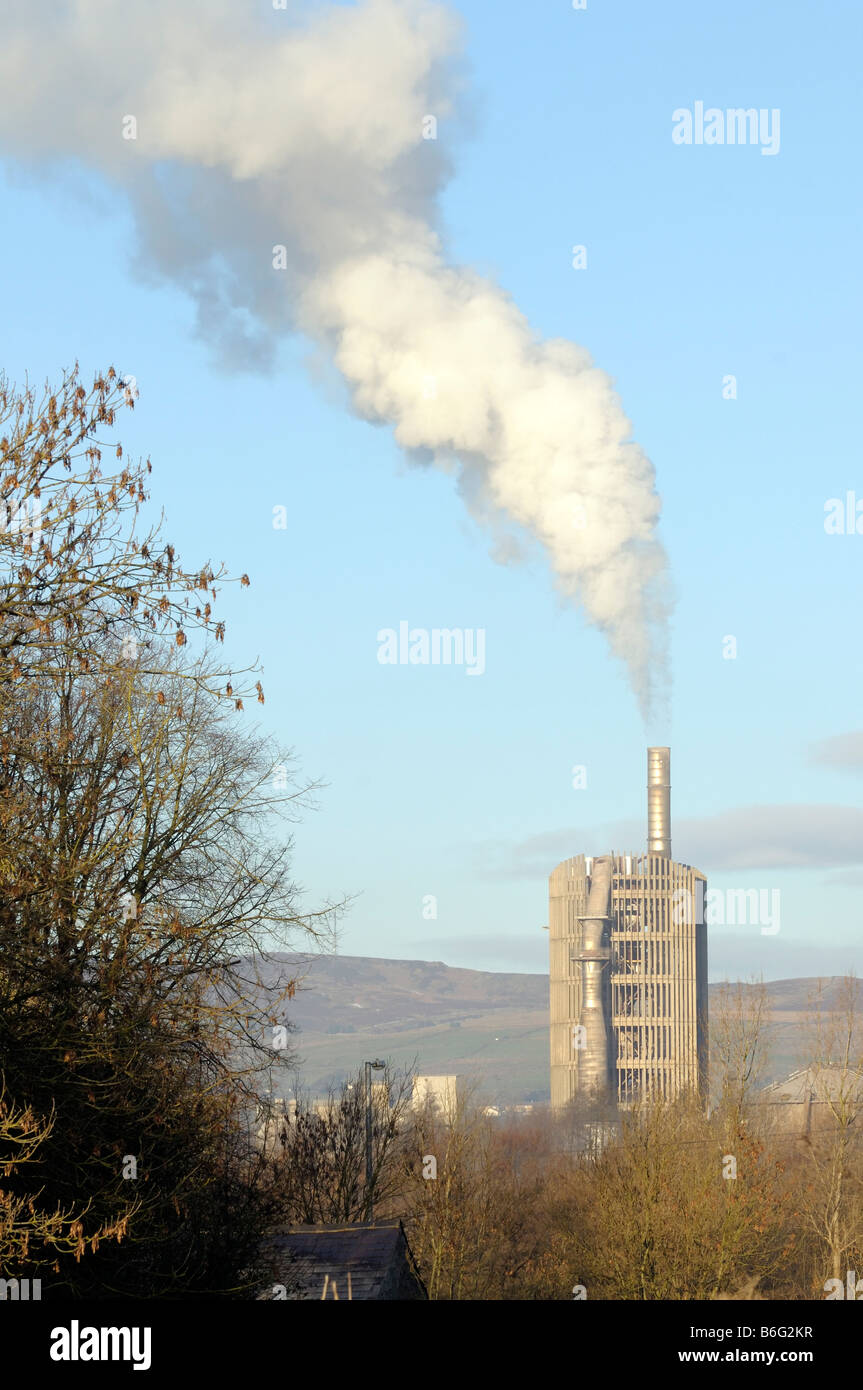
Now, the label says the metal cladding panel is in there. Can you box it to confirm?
[548,855,588,1108]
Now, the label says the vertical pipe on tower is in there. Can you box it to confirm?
[647,746,671,858]
[575,855,613,1094]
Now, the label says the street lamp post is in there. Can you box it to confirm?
[364,1059,386,1222]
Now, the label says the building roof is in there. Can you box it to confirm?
[761,1065,863,1103]
[258,1221,427,1301]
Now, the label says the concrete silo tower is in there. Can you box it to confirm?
[549,748,708,1108]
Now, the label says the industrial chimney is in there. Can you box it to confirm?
[647,746,671,858]
[550,744,708,1109]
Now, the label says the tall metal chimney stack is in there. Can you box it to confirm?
[647,746,671,858]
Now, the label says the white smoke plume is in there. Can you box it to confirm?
[0,0,670,717]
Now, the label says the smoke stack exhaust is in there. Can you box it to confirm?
[0,0,673,724]
[647,746,671,858]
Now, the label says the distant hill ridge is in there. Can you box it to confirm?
[265,953,849,1027]
[269,953,549,1034]
[250,954,853,1105]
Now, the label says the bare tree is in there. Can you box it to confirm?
[0,367,342,1295]
[404,1086,545,1300]
[267,1065,414,1224]
[516,1092,791,1301]
[0,365,255,703]
[711,977,772,1141]
[0,1083,134,1274]
[798,975,863,1286]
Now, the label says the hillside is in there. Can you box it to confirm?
[250,954,851,1106]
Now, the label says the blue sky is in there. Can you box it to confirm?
[0,0,861,981]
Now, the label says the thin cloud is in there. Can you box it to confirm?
[809,731,863,772]
[476,804,863,878]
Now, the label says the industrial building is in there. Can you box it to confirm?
[412,1074,457,1120]
[549,748,708,1109]
[759,1066,863,1137]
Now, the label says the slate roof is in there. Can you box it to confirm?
[259,1221,427,1301]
